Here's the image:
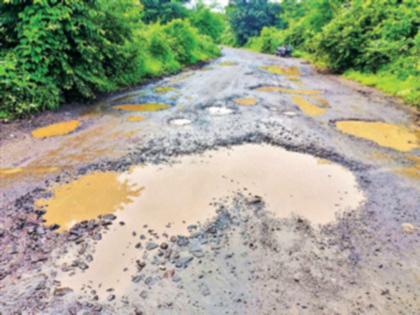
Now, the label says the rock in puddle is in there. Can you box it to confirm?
[146,242,159,250]
[53,287,73,297]
[175,255,194,268]
[132,275,143,283]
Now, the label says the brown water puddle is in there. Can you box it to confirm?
[336,121,419,152]
[35,172,143,231]
[49,144,364,298]
[113,103,170,112]
[234,97,257,106]
[292,96,326,117]
[0,166,60,187]
[32,120,80,139]
[154,87,176,94]
[396,155,420,180]
[261,65,300,78]
[256,86,321,95]
[127,116,145,122]
[219,61,237,66]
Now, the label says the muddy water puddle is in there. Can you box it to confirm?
[154,87,176,94]
[113,103,171,112]
[47,144,364,298]
[127,116,145,122]
[292,96,326,117]
[336,121,419,152]
[261,65,300,79]
[32,120,80,138]
[234,97,257,106]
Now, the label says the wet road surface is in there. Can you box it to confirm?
[0,48,419,314]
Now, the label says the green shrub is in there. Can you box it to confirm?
[190,5,226,43]
[0,1,220,118]
[244,0,420,106]
[246,27,285,54]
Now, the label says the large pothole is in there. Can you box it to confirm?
[39,144,364,298]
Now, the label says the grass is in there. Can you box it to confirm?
[344,70,420,107]
[290,50,420,108]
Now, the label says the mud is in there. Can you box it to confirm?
[234,97,257,106]
[113,103,171,112]
[0,47,419,314]
[127,116,145,122]
[31,120,80,138]
[260,65,300,78]
[292,95,326,116]
[336,120,419,152]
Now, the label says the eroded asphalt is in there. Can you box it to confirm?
[0,47,419,314]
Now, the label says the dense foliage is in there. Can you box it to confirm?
[190,4,226,42]
[226,0,281,46]
[140,0,189,24]
[245,0,420,106]
[0,0,221,118]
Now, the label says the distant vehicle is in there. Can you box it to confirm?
[276,45,293,57]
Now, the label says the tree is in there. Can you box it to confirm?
[226,0,281,45]
[140,0,189,24]
[190,3,226,42]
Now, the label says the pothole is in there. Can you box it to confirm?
[169,118,192,126]
[41,144,364,298]
[207,106,234,116]
[127,116,145,122]
[35,172,143,231]
[154,87,176,94]
[336,120,419,152]
[234,97,257,106]
[292,95,326,117]
[113,103,171,112]
[218,61,237,67]
[260,65,300,78]
[32,120,80,139]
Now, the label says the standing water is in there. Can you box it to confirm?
[38,144,365,298]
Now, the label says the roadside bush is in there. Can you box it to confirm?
[190,5,226,43]
[242,0,420,106]
[0,1,220,118]
[246,27,284,54]
[0,0,141,117]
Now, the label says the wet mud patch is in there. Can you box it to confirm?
[335,120,419,152]
[260,65,300,79]
[234,97,257,106]
[113,103,171,112]
[292,95,326,117]
[218,61,238,67]
[48,144,364,298]
[32,120,81,139]
[0,166,60,188]
[395,155,420,180]
[154,87,176,94]
[127,116,145,122]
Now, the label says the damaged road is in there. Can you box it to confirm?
[0,47,419,314]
